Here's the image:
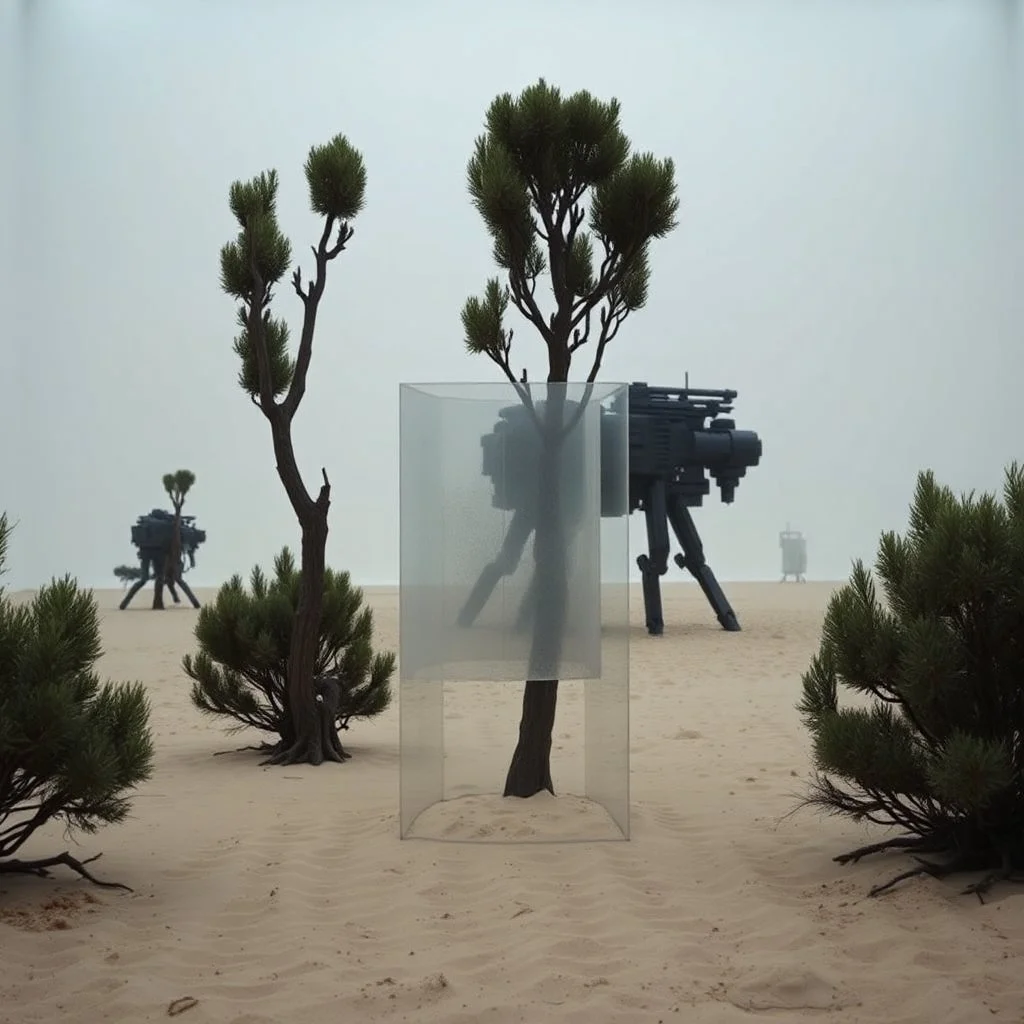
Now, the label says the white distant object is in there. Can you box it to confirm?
[779,523,807,582]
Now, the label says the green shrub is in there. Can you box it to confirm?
[797,463,1024,900]
[183,547,394,758]
[0,513,154,889]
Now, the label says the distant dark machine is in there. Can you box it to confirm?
[626,383,762,633]
[458,381,763,636]
[116,509,206,610]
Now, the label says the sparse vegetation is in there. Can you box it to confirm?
[798,463,1024,901]
[0,513,154,890]
[183,547,394,760]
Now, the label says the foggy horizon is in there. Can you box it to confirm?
[3,0,1021,593]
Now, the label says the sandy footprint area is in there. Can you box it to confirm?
[1,582,1021,1023]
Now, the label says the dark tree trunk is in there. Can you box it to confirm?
[244,244,346,767]
[158,501,183,609]
[504,382,569,798]
[152,576,165,610]
[285,514,328,759]
[260,417,346,766]
[504,680,559,796]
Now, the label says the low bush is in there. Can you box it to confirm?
[183,547,394,758]
[0,513,154,889]
[798,463,1024,900]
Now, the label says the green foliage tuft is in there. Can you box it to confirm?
[182,548,395,748]
[797,462,1024,898]
[462,77,679,380]
[162,469,196,511]
[304,134,367,221]
[460,278,511,362]
[231,307,295,400]
[220,137,366,411]
[220,170,293,301]
[219,168,296,403]
[0,514,155,872]
[589,153,679,252]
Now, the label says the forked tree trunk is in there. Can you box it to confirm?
[504,382,569,797]
[261,415,345,766]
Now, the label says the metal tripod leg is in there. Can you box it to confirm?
[666,495,740,631]
[512,518,583,634]
[119,558,152,610]
[457,508,535,627]
[175,575,201,609]
[514,567,538,633]
[636,478,671,635]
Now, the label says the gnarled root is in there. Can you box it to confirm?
[259,675,351,767]
[834,835,944,866]
[959,849,1024,904]
[213,741,280,757]
[837,835,1023,903]
[867,855,965,898]
[0,851,131,891]
[260,730,350,766]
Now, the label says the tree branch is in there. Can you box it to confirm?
[282,215,336,420]
[316,467,331,509]
[540,194,574,339]
[563,203,585,267]
[327,222,354,259]
[508,267,553,345]
[568,236,633,332]
[569,305,592,354]
[291,266,311,305]
[486,331,523,391]
[484,332,542,428]
[585,299,629,383]
[517,181,572,348]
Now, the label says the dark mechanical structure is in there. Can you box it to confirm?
[457,382,763,636]
[115,509,206,610]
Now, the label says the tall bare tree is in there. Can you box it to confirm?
[219,135,366,766]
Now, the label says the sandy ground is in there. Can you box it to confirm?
[1,582,1021,1024]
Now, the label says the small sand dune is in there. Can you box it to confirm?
[407,792,624,843]
[1,583,1021,1023]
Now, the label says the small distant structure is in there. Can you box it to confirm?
[779,523,807,582]
[117,509,206,609]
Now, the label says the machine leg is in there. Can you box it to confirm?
[512,520,582,633]
[457,509,534,627]
[637,478,671,635]
[119,559,152,610]
[514,568,538,633]
[666,497,741,631]
[175,575,201,609]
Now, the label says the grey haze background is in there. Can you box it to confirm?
[3,0,1022,591]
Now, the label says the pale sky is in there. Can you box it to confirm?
[3,0,1022,591]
